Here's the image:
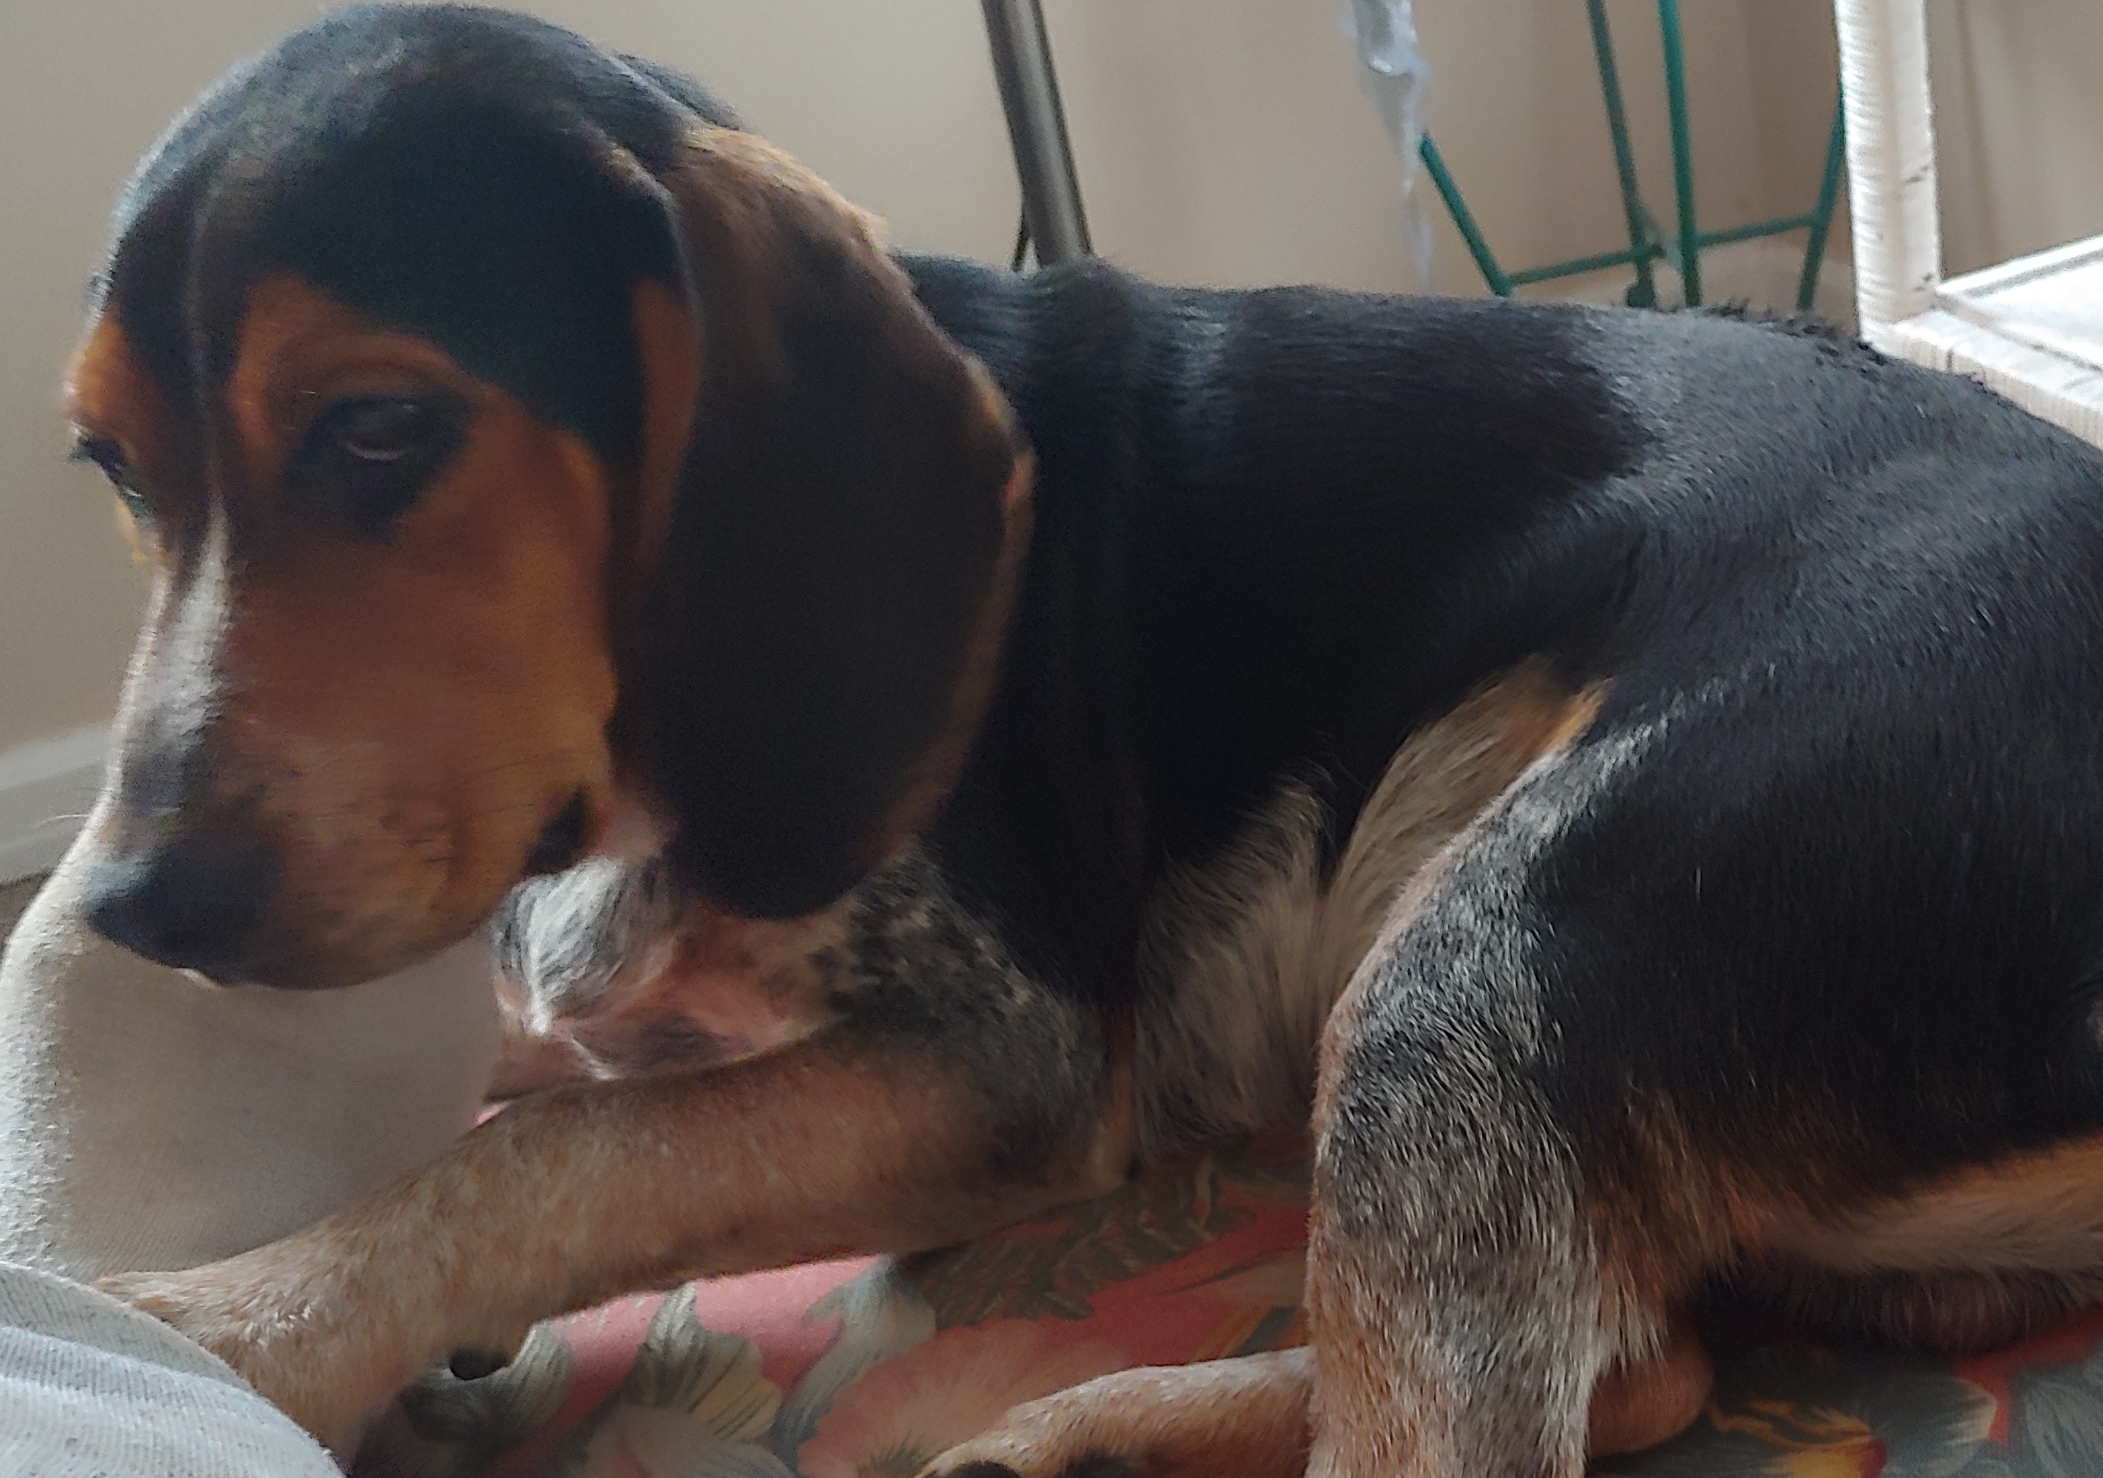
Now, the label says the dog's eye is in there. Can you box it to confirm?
[69,437,151,520]
[292,394,465,536]
[332,398,440,464]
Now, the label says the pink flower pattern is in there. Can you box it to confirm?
[364,1135,2103,1478]
[798,1322,1127,1478]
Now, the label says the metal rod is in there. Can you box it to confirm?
[1700,214,1819,248]
[1508,244,1664,287]
[980,0,1091,265]
[1417,135,1514,296]
[1418,5,1842,310]
[1506,216,1831,288]
[1658,0,1702,305]
[1797,95,1848,311]
[1587,0,1658,307]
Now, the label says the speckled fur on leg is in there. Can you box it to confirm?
[1305,731,1691,1478]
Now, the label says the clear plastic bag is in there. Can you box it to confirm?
[1339,0,1435,283]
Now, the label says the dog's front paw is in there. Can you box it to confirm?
[919,1399,1144,1478]
[923,1449,1139,1478]
[99,1255,406,1449]
[924,1460,1138,1478]
[920,1352,1312,1478]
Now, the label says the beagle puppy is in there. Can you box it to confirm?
[60,7,2103,1476]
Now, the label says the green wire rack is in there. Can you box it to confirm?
[1417,0,1846,311]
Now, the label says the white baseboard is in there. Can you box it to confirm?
[0,725,109,884]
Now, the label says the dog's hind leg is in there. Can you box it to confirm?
[1302,737,1739,1478]
[1307,986,1623,1478]
[919,1312,1705,1478]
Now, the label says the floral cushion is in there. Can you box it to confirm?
[355,1133,2103,1478]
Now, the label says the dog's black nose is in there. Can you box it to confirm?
[82,833,279,979]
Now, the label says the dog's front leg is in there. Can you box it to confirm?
[102,1018,1130,1450]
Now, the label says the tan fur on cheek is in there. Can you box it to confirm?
[193,276,626,985]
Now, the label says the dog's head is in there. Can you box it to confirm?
[63,4,1029,988]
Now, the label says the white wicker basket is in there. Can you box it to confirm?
[1835,0,2103,447]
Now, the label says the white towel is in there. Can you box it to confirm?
[0,837,500,1281]
[0,831,503,1468]
[0,1260,338,1477]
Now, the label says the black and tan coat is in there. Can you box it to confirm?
[58,8,2103,1476]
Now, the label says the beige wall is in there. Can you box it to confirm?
[1048,0,1782,297]
[1928,0,2103,277]
[0,0,1837,755]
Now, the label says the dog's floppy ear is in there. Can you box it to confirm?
[622,129,1031,919]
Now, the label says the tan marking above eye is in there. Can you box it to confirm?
[62,318,133,431]
[62,317,182,500]
[224,274,488,502]
[60,317,200,550]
